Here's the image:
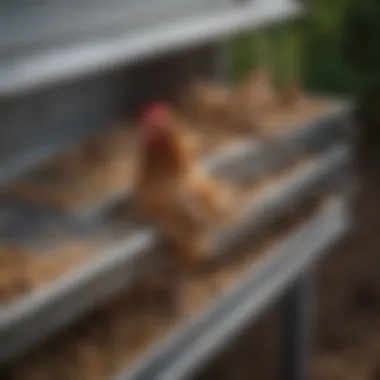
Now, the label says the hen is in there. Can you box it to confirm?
[277,80,302,108]
[176,79,237,131]
[134,102,236,269]
[177,70,278,135]
[49,124,131,178]
[234,68,277,128]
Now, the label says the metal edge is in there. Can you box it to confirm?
[117,196,348,380]
[0,143,351,364]
[0,0,302,98]
[211,145,350,255]
[0,0,218,51]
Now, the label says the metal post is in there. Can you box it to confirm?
[279,272,312,380]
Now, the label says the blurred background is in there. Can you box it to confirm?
[1,0,380,379]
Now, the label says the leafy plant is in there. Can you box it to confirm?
[228,0,373,96]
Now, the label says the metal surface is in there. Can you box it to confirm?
[117,197,347,380]
[0,144,350,364]
[0,1,230,52]
[0,72,129,187]
[0,0,301,97]
[0,230,154,362]
[0,199,131,250]
[211,145,350,256]
[279,274,312,380]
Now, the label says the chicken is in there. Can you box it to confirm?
[0,246,29,303]
[134,102,236,269]
[277,80,302,108]
[234,68,277,127]
[45,144,84,178]
[49,124,132,178]
[176,68,281,136]
[176,79,237,131]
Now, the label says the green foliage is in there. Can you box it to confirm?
[227,28,275,82]
[301,0,352,94]
[228,21,303,89]
[343,0,380,94]
[228,0,380,96]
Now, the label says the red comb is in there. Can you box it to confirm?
[140,102,171,125]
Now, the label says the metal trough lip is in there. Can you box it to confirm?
[210,145,350,257]
[0,143,350,364]
[117,196,348,380]
[0,0,301,98]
